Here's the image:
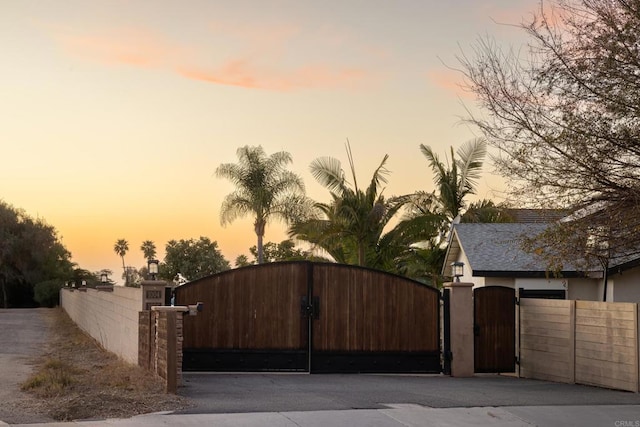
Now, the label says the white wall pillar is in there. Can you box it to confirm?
[444,281,474,377]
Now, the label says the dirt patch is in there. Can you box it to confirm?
[7,308,191,423]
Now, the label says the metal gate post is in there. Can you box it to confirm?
[307,262,314,373]
[442,288,451,375]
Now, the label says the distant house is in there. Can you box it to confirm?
[442,211,640,302]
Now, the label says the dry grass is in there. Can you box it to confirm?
[19,308,191,421]
[21,359,76,396]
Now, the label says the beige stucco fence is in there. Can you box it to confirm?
[518,298,640,392]
[60,283,183,393]
[60,287,142,364]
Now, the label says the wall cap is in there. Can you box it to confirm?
[141,280,168,287]
[444,281,474,289]
[151,306,189,313]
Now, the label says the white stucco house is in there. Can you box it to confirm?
[442,221,640,302]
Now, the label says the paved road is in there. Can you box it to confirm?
[0,309,53,424]
[177,372,640,414]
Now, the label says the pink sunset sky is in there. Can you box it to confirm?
[1,0,542,283]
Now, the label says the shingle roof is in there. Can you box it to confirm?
[445,221,639,277]
[501,209,568,223]
[451,223,550,275]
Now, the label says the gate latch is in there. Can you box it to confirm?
[300,296,320,319]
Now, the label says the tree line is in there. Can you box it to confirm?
[0,201,74,308]
[107,138,503,288]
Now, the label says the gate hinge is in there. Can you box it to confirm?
[515,356,520,365]
[515,297,520,305]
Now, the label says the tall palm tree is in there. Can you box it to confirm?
[216,145,313,264]
[419,137,487,227]
[290,143,412,268]
[113,239,129,285]
[140,240,157,261]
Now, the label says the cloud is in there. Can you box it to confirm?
[54,27,186,69]
[478,1,565,28]
[48,24,373,92]
[427,69,475,100]
[178,62,366,91]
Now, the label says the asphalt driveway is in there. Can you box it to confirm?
[177,372,640,414]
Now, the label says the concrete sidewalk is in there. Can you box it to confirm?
[4,404,640,427]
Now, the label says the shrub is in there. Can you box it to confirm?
[34,280,64,307]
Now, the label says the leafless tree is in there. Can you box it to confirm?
[459,0,640,267]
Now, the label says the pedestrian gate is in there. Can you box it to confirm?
[473,286,516,373]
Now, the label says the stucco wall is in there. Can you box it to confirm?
[60,287,142,363]
[567,278,600,301]
[453,251,477,285]
[609,268,640,302]
[515,277,566,290]
[483,277,514,288]
[471,275,601,301]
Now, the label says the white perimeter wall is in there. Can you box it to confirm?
[60,287,142,364]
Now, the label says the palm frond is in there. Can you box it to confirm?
[310,157,348,194]
[455,137,487,196]
[345,139,359,192]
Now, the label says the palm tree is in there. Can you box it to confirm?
[461,199,514,223]
[113,239,129,285]
[216,145,313,264]
[290,142,412,268]
[140,240,157,261]
[419,137,487,229]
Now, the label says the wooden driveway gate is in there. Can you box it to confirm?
[176,262,441,374]
[473,286,516,373]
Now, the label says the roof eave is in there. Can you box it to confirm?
[472,270,601,279]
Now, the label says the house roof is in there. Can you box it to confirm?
[501,209,568,223]
[443,223,594,278]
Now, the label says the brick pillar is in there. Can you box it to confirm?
[151,306,188,393]
[444,281,474,377]
[138,311,153,370]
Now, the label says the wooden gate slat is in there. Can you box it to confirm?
[474,286,516,373]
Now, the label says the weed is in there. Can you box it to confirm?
[22,358,75,397]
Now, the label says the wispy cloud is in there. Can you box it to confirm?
[427,69,475,100]
[47,23,374,91]
[178,62,366,91]
[478,1,565,28]
[54,27,186,68]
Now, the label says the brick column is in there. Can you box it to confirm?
[138,311,153,370]
[444,281,474,377]
[151,306,188,393]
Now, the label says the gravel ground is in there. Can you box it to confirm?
[0,308,191,424]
